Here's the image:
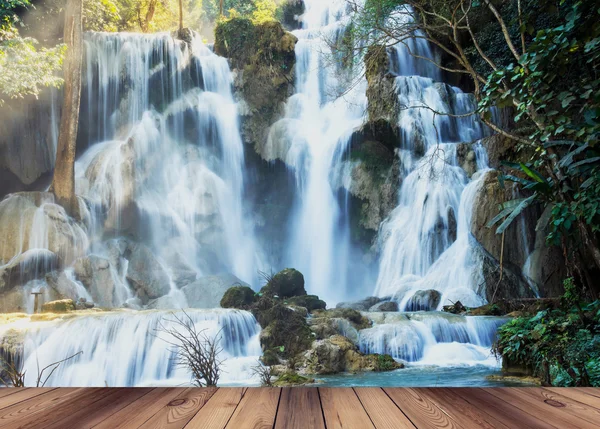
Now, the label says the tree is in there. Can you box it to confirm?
[343,0,600,298]
[51,0,83,217]
[178,0,183,30]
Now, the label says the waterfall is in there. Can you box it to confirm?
[359,312,507,366]
[264,0,369,304]
[76,32,258,289]
[16,309,261,387]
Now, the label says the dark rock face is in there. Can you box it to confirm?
[285,295,327,311]
[214,18,297,150]
[369,300,399,312]
[365,46,400,125]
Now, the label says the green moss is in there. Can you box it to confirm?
[260,349,280,366]
[273,371,313,386]
[41,299,76,313]
[214,18,257,69]
[373,354,400,372]
[220,286,257,309]
[260,268,306,298]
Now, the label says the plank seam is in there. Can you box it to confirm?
[351,388,379,429]
[89,387,157,429]
[271,387,283,429]
[0,388,59,412]
[380,387,418,429]
[316,388,329,429]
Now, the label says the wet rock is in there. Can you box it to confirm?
[73,255,117,307]
[337,297,382,311]
[46,270,86,301]
[405,289,442,311]
[0,249,57,291]
[273,372,313,386]
[75,297,94,310]
[369,301,399,312]
[312,308,372,330]
[183,274,249,309]
[456,143,477,177]
[260,268,306,298]
[307,316,359,342]
[147,295,179,310]
[365,46,400,125]
[276,0,305,30]
[125,243,171,300]
[41,299,76,313]
[220,285,257,309]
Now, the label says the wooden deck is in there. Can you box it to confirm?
[0,387,599,428]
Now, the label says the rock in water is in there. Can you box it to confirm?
[405,289,442,311]
[220,285,257,309]
[369,301,399,312]
[337,296,382,311]
[73,256,117,307]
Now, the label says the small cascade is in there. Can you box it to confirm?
[17,309,261,386]
[359,312,507,366]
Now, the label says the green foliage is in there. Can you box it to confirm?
[494,278,600,386]
[0,0,30,31]
[0,27,65,104]
[251,0,276,24]
[373,354,397,372]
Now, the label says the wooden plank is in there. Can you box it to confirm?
[7,388,120,429]
[0,388,80,427]
[139,387,217,429]
[225,388,280,429]
[0,389,28,400]
[43,388,154,429]
[94,388,188,429]
[485,387,595,429]
[420,388,510,429]
[319,387,375,429]
[513,387,600,428]
[545,388,600,408]
[274,387,325,429]
[579,388,600,399]
[185,387,245,429]
[0,389,56,412]
[354,388,415,429]
[450,388,555,429]
[384,388,462,429]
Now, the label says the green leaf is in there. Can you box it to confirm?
[496,194,537,234]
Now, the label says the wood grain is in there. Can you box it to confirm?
[139,387,217,429]
[451,388,555,429]
[319,388,375,429]
[274,387,325,429]
[43,388,152,429]
[384,388,462,429]
[0,389,55,411]
[0,389,27,400]
[225,387,280,429]
[513,387,600,428]
[354,387,415,429]
[0,388,80,427]
[94,388,188,429]
[420,388,510,429]
[185,387,245,429]
[545,387,600,409]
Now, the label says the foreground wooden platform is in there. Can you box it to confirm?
[0,387,599,428]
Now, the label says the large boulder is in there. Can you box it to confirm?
[261,268,306,298]
[125,243,171,301]
[183,274,249,309]
[337,296,382,311]
[73,255,118,307]
[369,300,399,312]
[220,285,257,309]
[0,249,57,291]
[285,295,326,312]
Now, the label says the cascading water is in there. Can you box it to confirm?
[11,309,261,386]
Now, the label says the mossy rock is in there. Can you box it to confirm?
[258,307,313,359]
[364,45,390,84]
[312,308,372,330]
[274,371,313,386]
[260,349,280,366]
[220,286,257,309]
[468,303,503,316]
[260,268,306,298]
[285,295,326,312]
[371,354,403,372]
[41,299,76,313]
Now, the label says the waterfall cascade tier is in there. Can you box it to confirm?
[3,309,261,387]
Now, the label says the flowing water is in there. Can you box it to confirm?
[0,0,520,386]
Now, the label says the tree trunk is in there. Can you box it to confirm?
[220,0,224,16]
[179,0,183,31]
[51,0,83,217]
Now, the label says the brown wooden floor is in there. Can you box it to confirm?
[0,387,599,428]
